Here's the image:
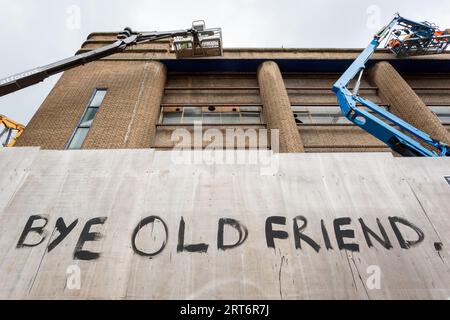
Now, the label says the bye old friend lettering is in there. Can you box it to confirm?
[15,214,426,260]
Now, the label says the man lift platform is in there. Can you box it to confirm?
[333,13,450,157]
[0,20,222,98]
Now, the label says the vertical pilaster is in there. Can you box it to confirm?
[84,60,167,149]
[257,61,304,153]
[124,61,167,148]
[369,61,450,144]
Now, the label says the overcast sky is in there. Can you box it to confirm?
[0,0,449,125]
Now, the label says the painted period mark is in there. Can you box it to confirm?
[445,176,450,187]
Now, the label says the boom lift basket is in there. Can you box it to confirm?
[172,20,223,58]
[386,21,450,57]
[332,13,450,157]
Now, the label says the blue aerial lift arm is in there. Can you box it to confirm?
[332,14,450,157]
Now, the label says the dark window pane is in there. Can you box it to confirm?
[184,106,202,115]
[335,116,351,124]
[240,113,261,124]
[66,89,106,150]
[79,107,98,127]
[430,106,450,123]
[203,113,221,124]
[292,105,398,125]
[293,106,348,124]
[240,106,260,112]
[439,116,450,123]
[308,116,332,124]
[292,106,307,113]
[162,112,182,124]
[221,112,241,124]
[430,106,450,114]
[90,90,107,107]
[294,115,311,124]
[183,107,202,124]
[67,128,89,149]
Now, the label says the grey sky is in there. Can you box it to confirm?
[0,0,449,125]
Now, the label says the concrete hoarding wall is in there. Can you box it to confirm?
[0,148,449,299]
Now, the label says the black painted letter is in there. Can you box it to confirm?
[321,219,333,250]
[73,217,107,260]
[359,218,392,249]
[217,218,248,251]
[388,216,424,249]
[177,217,208,253]
[16,215,48,248]
[265,216,288,249]
[333,217,359,252]
[293,216,321,252]
[131,216,168,258]
[48,218,78,252]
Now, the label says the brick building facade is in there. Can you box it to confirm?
[2,32,450,300]
[16,33,450,153]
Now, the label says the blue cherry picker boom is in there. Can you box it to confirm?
[332,13,450,156]
[0,20,222,146]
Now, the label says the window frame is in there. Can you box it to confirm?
[429,105,450,125]
[159,105,264,125]
[66,88,107,149]
[292,105,390,125]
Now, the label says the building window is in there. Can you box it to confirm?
[430,106,450,124]
[67,89,107,149]
[160,106,263,124]
[292,106,389,124]
[292,106,349,124]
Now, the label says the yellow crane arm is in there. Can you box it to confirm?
[0,114,25,147]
